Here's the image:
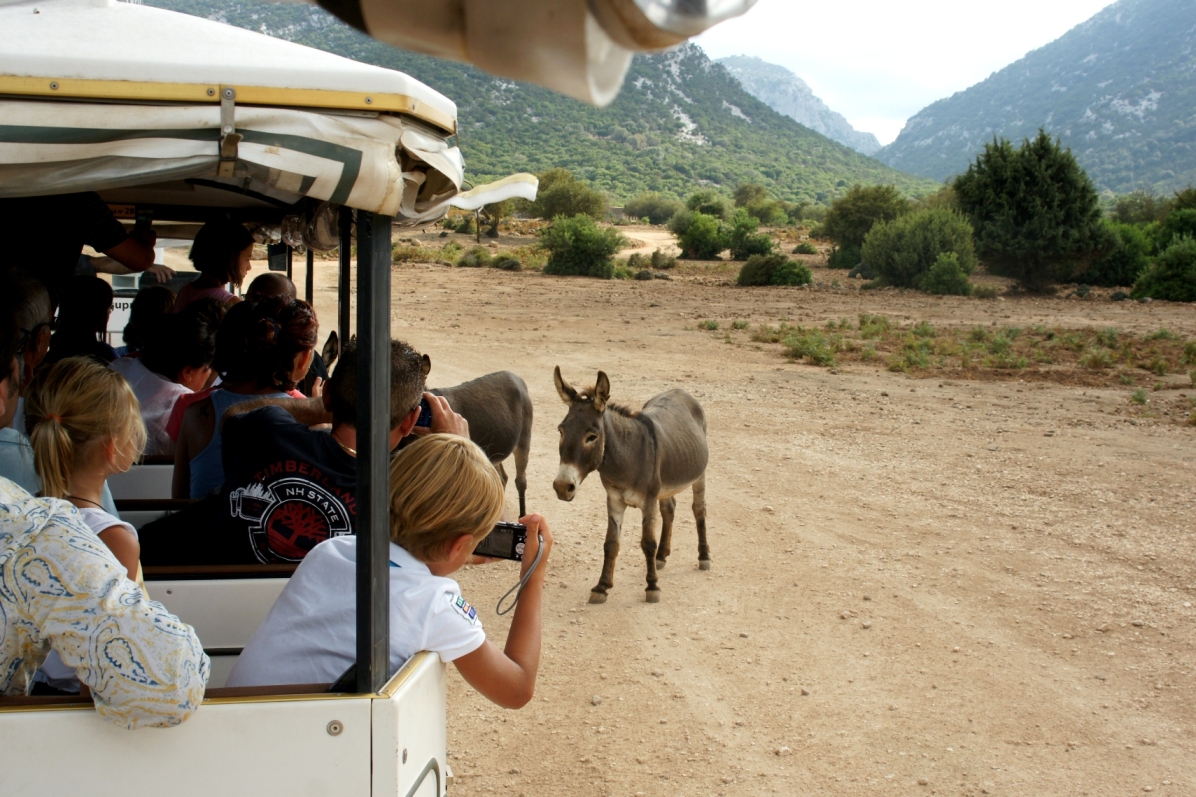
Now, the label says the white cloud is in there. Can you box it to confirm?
[697,0,1118,145]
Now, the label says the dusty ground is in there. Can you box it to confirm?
[281,245,1195,797]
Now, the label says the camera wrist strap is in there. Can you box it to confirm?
[496,534,545,616]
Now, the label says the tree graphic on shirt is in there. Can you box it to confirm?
[267,501,329,560]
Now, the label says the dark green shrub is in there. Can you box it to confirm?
[457,246,491,268]
[527,168,606,220]
[667,209,695,237]
[827,244,861,270]
[726,210,774,260]
[860,207,977,289]
[974,284,1000,299]
[454,215,476,235]
[733,184,770,207]
[822,184,909,251]
[685,190,732,220]
[1112,190,1171,225]
[954,131,1111,292]
[539,214,627,279]
[772,260,813,286]
[492,255,521,271]
[1157,208,1196,249]
[634,270,655,281]
[625,192,683,225]
[793,242,819,255]
[743,198,789,227]
[678,213,726,260]
[1131,236,1196,302]
[919,253,974,295]
[1086,221,1153,287]
[650,249,677,270]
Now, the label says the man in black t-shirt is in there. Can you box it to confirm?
[0,192,167,303]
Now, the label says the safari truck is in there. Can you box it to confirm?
[0,0,753,794]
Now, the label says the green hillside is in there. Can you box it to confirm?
[878,0,1196,194]
[149,0,937,204]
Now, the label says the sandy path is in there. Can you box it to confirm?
[290,255,1194,797]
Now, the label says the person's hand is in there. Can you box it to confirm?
[467,554,499,566]
[411,392,469,438]
[309,377,324,398]
[517,514,552,580]
[144,264,175,282]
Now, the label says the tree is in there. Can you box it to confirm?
[1085,221,1153,287]
[1111,190,1171,225]
[861,207,977,290]
[822,184,909,251]
[1132,236,1196,302]
[539,214,627,279]
[953,131,1112,292]
[678,213,726,260]
[725,209,774,260]
[685,189,732,220]
[527,168,607,220]
[734,184,770,207]
[624,192,683,225]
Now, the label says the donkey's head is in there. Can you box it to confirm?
[553,366,610,502]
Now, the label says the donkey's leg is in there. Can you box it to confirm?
[495,461,509,491]
[656,496,676,569]
[641,498,662,602]
[514,432,530,519]
[590,493,627,605]
[693,474,711,571]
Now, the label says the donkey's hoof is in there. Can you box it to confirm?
[588,591,608,605]
[655,559,667,570]
[699,559,713,571]
[645,590,662,604]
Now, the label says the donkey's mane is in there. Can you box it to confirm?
[576,386,639,417]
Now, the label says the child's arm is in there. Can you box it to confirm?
[452,514,553,709]
[97,524,141,581]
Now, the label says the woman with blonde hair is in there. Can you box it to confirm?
[229,434,555,710]
[26,356,147,579]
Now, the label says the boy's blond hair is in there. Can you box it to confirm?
[26,356,147,499]
[388,434,505,561]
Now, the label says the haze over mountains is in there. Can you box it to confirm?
[151,0,934,203]
[878,0,1196,194]
[717,56,882,156]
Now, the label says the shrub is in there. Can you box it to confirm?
[858,313,892,339]
[1158,208,1196,248]
[685,190,732,220]
[743,198,790,227]
[612,266,634,280]
[784,330,839,367]
[954,131,1111,292]
[1131,389,1149,405]
[625,192,683,225]
[650,249,677,270]
[827,244,861,270]
[667,209,695,237]
[457,246,491,268]
[732,320,749,330]
[1096,327,1120,348]
[726,210,775,260]
[773,260,813,286]
[1183,341,1196,366]
[793,242,819,255]
[1132,236,1196,302]
[920,252,974,295]
[1086,221,1153,287]
[973,284,1000,299]
[1080,348,1114,369]
[861,207,977,289]
[823,184,910,251]
[492,255,522,271]
[1112,190,1171,225]
[700,320,719,330]
[527,168,607,220]
[539,214,627,279]
[733,184,770,207]
[635,270,655,281]
[455,215,476,235]
[1146,328,1177,341]
[678,213,726,260]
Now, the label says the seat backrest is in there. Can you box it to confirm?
[108,464,174,500]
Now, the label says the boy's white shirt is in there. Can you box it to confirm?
[227,536,487,688]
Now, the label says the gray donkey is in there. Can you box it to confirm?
[324,332,533,516]
[553,367,710,604]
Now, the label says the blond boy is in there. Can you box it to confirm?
[228,434,554,708]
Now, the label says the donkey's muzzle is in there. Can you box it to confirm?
[553,479,576,501]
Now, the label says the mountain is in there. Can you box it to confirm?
[717,56,882,156]
[877,0,1196,194]
[147,0,936,204]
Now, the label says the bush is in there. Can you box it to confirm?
[685,189,732,220]
[1132,236,1196,302]
[973,284,1000,299]
[1112,190,1171,225]
[784,330,839,367]
[678,212,726,260]
[667,209,695,237]
[726,210,774,260]
[793,242,819,255]
[822,184,910,251]
[1086,221,1153,287]
[625,192,684,225]
[772,260,813,286]
[860,207,977,289]
[954,131,1111,292]
[700,319,719,330]
[1157,208,1196,249]
[457,246,491,268]
[920,253,974,295]
[737,254,810,287]
[539,214,627,279]
[742,197,790,227]
[827,244,861,270]
[650,249,677,270]
[492,255,521,271]
[527,168,607,220]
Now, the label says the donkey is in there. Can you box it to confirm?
[324,333,532,516]
[553,367,710,604]
[433,372,533,517]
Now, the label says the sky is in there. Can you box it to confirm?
[696,0,1118,146]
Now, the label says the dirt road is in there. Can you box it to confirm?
[294,255,1195,797]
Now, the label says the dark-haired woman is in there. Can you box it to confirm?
[172,297,318,498]
[173,219,254,313]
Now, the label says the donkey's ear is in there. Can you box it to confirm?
[593,371,610,412]
[554,366,578,404]
[322,331,340,368]
[420,354,432,378]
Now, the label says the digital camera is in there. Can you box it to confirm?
[474,521,527,561]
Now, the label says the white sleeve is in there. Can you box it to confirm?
[424,590,487,663]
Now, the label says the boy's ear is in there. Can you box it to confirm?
[444,533,476,563]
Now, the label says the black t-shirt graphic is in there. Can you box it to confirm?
[221,407,358,564]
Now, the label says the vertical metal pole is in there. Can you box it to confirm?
[305,248,315,305]
[355,211,392,694]
[286,246,293,281]
[338,207,353,345]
